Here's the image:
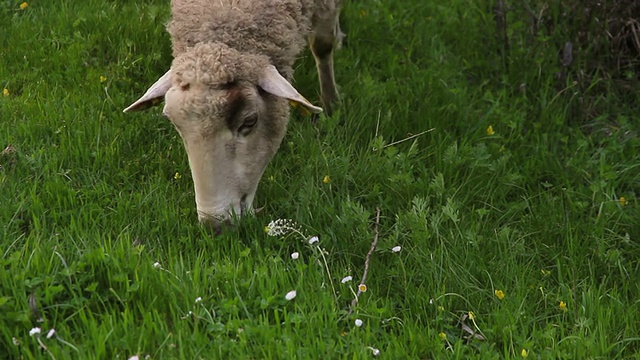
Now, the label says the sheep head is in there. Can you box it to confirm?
[124,43,322,229]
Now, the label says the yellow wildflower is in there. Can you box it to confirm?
[358,284,367,292]
[268,175,275,181]
[2,88,8,96]
[437,305,445,312]
[323,175,330,184]
[559,301,567,311]
[438,332,447,341]
[100,75,107,83]
[619,197,628,206]
[521,349,529,358]
[174,172,181,180]
[20,2,28,10]
[486,125,495,136]
[494,289,505,300]
[468,311,475,320]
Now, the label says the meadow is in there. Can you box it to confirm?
[1,0,639,358]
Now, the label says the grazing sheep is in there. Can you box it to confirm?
[124,0,342,229]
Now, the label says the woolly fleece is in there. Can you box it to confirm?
[168,0,340,79]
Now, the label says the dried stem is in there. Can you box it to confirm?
[347,207,381,315]
[381,128,434,149]
[37,337,56,360]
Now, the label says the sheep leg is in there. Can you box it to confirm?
[310,14,342,116]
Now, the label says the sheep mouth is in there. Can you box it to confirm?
[240,193,249,216]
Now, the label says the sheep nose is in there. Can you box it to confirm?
[198,214,232,234]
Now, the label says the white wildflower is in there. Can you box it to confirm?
[128,356,140,360]
[308,236,319,245]
[291,252,300,260]
[46,328,56,339]
[285,290,297,301]
[29,327,41,336]
[195,297,202,303]
[341,276,353,284]
[391,245,402,253]
[355,318,363,327]
[153,262,161,268]
[12,337,19,346]
[367,347,381,356]
[264,219,297,236]
[181,310,193,320]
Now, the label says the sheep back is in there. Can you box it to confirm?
[169,0,329,79]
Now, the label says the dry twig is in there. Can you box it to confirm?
[347,207,381,315]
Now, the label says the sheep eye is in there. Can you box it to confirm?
[238,114,258,136]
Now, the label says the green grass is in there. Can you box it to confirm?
[1,0,639,358]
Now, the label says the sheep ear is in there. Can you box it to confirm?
[123,70,172,113]
[258,65,323,114]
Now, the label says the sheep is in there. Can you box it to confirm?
[123,0,343,229]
